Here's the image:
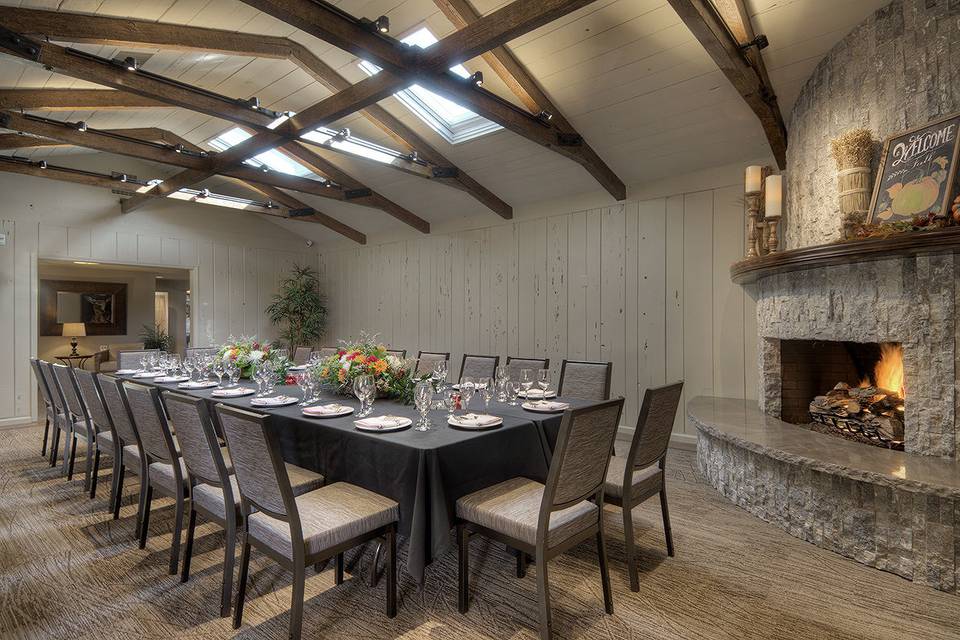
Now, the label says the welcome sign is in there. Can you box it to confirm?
[868,112,960,224]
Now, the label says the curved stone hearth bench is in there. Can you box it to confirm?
[690,396,960,594]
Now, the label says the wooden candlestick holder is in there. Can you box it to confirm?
[746,191,762,258]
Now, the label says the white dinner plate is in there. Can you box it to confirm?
[448,414,503,430]
[518,389,557,399]
[177,380,219,389]
[302,404,353,418]
[521,401,570,413]
[115,369,139,375]
[133,371,162,378]
[155,375,190,383]
[354,416,412,432]
[251,395,298,408]
[211,387,255,398]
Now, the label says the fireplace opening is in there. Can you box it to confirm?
[779,340,905,450]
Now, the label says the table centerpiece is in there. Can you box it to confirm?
[317,334,422,404]
[217,336,291,379]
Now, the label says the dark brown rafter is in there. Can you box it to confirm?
[239,0,625,199]
[0,8,511,218]
[0,89,169,111]
[665,0,787,168]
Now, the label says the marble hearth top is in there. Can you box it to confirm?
[689,396,960,499]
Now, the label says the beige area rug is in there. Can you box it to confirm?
[1,424,957,640]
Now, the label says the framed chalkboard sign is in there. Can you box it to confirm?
[868,112,960,224]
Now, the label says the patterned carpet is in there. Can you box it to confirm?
[1,423,958,640]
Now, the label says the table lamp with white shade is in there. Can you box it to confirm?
[62,322,86,356]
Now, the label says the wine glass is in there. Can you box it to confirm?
[479,376,494,410]
[226,360,239,387]
[445,388,459,416]
[414,380,433,431]
[139,354,148,373]
[169,354,182,377]
[432,360,448,390]
[361,376,377,416]
[537,368,551,398]
[182,356,194,382]
[263,361,277,396]
[508,380,522,406]
[212,359,225,387]
[460,378,475,412]
[354,375,375,417]
[519,369,534,399]
[295,372,311,406]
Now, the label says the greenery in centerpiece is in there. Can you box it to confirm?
[317,333,424,404]
[266,264,327,352]
[217,336,292,379]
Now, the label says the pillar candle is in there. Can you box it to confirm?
[745,165,763,193]
[765,174,782,218]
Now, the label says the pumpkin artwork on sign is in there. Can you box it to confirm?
[868,113,960,225]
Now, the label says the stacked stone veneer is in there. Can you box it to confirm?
[755,252,960,459]
[695,425,960,593]
[784,0,960,250]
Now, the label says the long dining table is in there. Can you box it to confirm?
[118,373,587,584]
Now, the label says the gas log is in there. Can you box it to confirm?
[809,383,904,449]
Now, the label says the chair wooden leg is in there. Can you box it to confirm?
[335,552,344,585]
[660,489,675,557]
[385,525,397,618]
[169,488,186,574]
[138,484,153,549]
[233,538,251,630]
[49,425,60,467]
[457,524,469,614]
[66,437,77,481]
[368,541,383,587]
[221,519,237,618]
[535,547,552,640]
[516,550,528,578]
[180,507,198,583]
[135,471,149,540]
[111,463,125,520]
[290,561,305,640]
[83,440,94,493]
[41,417,50,458]
[89,447,101,499]
[622,503,639,592]
[597,531,613,614]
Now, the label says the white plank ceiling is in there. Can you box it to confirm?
[0,0,891,244]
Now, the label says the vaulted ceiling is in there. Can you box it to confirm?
[0,0,891,246]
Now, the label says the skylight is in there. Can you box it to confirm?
[207,127,317,178]
[358,27,502,144]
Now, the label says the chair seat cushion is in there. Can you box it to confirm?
[248,482,398,559]
[122,444,141,468]
[192,464,324,522]
[67,419,92,437]
[604,457,662,501]
[149,458,188,492]
[95,429,113,449]
[456,477,598,548]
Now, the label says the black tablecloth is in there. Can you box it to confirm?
[122,375,581,582]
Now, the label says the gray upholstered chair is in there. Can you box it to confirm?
[292,347,313,365]
[415,351,449,377]
[458,354,500,382]
[165,392,324,618]
[216,404,400,639]
[40,362,69,470]
[557,360,612,401]
[315,347,338,359]
[97,374,148,526]
[456,397,625,640]
[386,349,407,359]
[123,381,189,573]
[505,356,550,382]
[72,368,116,501]
[118,349,159,370]
[29,358,56,459]
[53,363,98,490]
[605,381,683,591]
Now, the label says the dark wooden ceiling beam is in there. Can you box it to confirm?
[0,8,510,218]
[665,0,787,168]
[0,89,169,111]
[241,0,626,200]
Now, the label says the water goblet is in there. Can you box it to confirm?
[212,359,225,387]
[295,372,311,406]
[139,354,148,373]
[353,375,371,416]
[460,378,475,412]
[414,380,434,431]
[445,389,459,416]
[169,354,182,376]
[433,359,448,386]
[182,356,194,381]
[480,376,494,410]
[226,360,239,387]
[361,376,377,417]
[519,369,534,399]
[508,380,522,406]
[537,368,551,398]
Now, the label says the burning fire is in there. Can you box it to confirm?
[860,343,905,398]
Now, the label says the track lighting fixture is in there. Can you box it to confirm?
[739,34,769,52]
[247,96,261,110]
[75,121,87,132]
[198,188,210,199]
[471,71,483,88]
[331,127,351,143]
[38,160,47,169]
[124,56,138,71]
[375,15,390,34]
[538,110,553,122]
[174,144,184,153]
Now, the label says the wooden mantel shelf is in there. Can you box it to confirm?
[730,226,960,285]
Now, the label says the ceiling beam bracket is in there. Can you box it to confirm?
[288,207,316,217]
[556,132,584,147]
[0,26,41,61]
[431,166,459,179]
[344,187,373,199]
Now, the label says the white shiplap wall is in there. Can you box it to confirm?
[320,184,758,438]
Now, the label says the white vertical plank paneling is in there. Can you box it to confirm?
[15,220,38,419]
[566,211,586,361]
[665,195,685,434]
[211,244,229,344]
[138,234,162,264]
[546,215,568,375]
[195,240,215,347]
[449,233,466,373]
[623,200,640,421]
[38,224,67,257]
[488,224,512,358]
[637,199,668,397]
[712,186,746,399]
[682,191,714,435]
[228,245,246,340]
[600,205,626,401]
[399,240,419,355]
[532,219,548,360]
[506,224,520,358]
[161,237,181,265]
[243,247,260,338]
[116,231,137,262]
[585,209,603,360]
[462,231,482,357]
[517,220,537,360]
[91,229,117,261]
[67,227,91,259]
[0,221,17,417]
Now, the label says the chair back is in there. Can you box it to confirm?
[164,392,229,487]
[53,364,87,421]
[316,347,338,359]
[73,368,111,433]
[459,354,499,382]
[542,398,624,510]
[627,382,684,470]
[215,404,295,519]
[122,382,177,463]
[41,362,67,414]
[505,357,549,381]
[118,349,159,370]
[97,375,140,447]
[30,358,55,411]
[292,347,312,365]
[386,349,407,359]
[415,351,449,377]
[558,360,612,401]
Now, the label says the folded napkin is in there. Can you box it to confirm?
[303,403,351,416]
[522,389,556,399]
[454,413,501,427]
[251,395,296,406]
[212,387,252,397]
[115,369,139,375]
[355,415,407,429]
[527,400,569,411]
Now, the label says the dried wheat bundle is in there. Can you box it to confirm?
[831,129,875,237]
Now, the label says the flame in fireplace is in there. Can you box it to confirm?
[861,343,905,398]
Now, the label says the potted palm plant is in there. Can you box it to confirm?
[266,264,327,352]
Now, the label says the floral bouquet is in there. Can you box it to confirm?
[217,336,291,379]
[317,333,423,404]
